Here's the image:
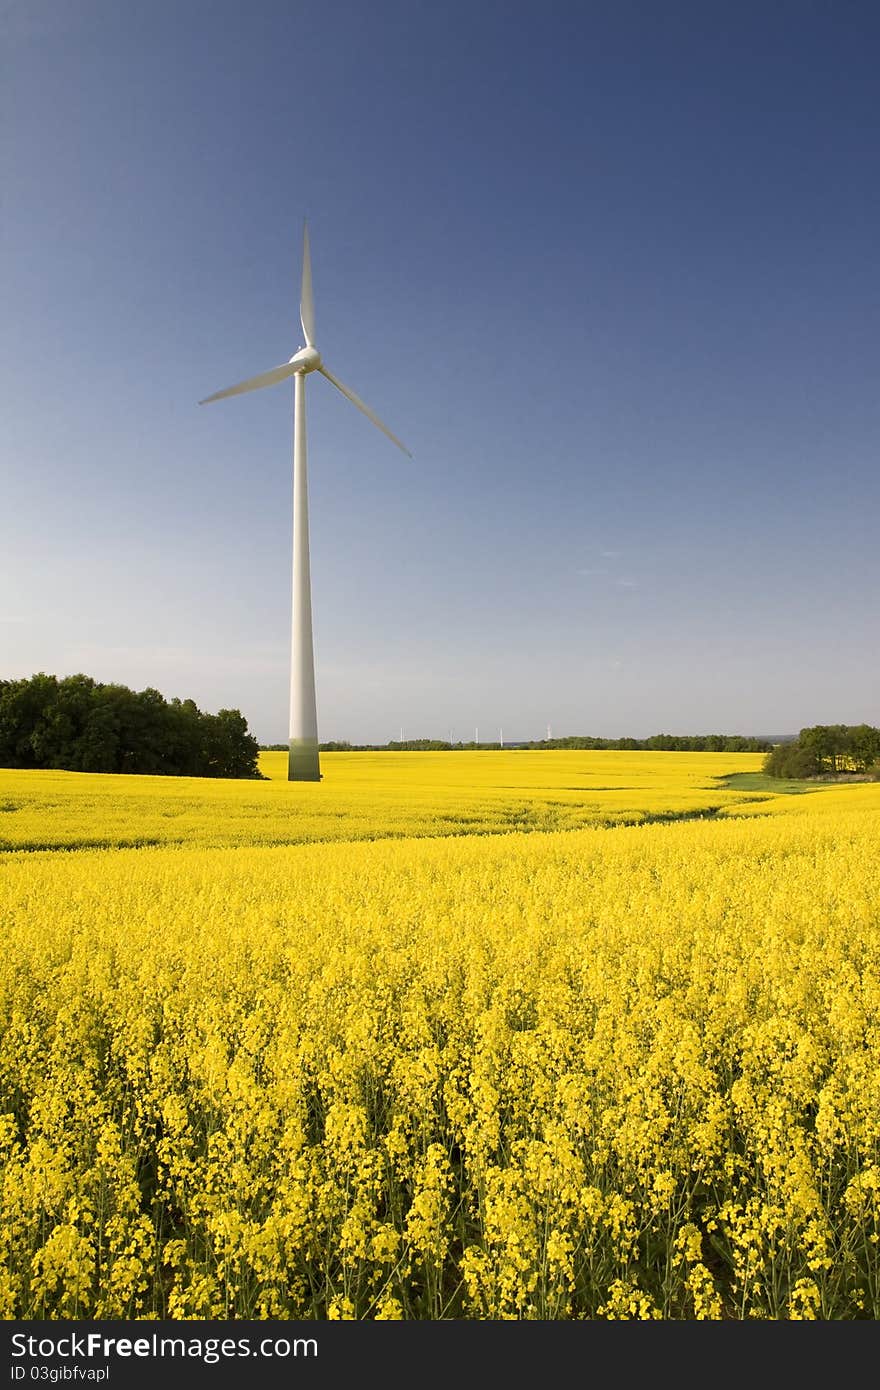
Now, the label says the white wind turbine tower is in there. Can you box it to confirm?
[200,223,412,782]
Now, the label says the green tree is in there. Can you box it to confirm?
[202,709,261,778]
[849,724,880,772]
[0,674,263,779]
[0,673,59,767]
[763,742,821,778]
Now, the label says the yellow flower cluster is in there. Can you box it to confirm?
[0,753,878,1318]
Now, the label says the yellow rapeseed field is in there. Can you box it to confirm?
[1,752,879,1319]
[0,748,777,852]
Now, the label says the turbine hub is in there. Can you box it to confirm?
[289,345,322,374]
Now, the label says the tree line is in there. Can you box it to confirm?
[763,724,880,779]
[262,733,773,753]
[0,673,262,778]
[512,733,772,752]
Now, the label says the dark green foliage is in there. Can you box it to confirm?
[384,739,454,751]
[520,733,773,752]
[0,674,263,779]
[763,724,880,779]
[763,742,822,779]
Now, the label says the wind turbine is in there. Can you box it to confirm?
[199,223,412,782]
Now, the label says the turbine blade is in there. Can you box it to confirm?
[198,361,297,405]
[318,365,412,457]
[300,222,315,347]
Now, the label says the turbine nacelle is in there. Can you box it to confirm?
[198,221,411,459]
[289,345,322,374]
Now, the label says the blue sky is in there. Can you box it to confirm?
[3,0,878,744]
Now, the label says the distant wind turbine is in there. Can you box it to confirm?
[200,223,412,781]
